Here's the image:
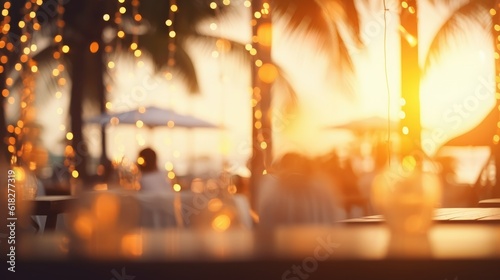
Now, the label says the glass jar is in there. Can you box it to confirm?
[371,160,442,236]
[13,165,38,200]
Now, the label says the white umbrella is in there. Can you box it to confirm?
[325,116,397,134]
[87,106,220,175]
[86,106,219,128]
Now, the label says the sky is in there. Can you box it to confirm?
[9,0,495,177]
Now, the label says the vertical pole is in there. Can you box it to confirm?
[492,0,500,197]
[250,0,273,208]
[399,0,421,159]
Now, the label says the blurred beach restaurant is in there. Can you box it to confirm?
[1,0,500,279]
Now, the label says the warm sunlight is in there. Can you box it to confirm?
[4,0,496,175]
[421,44,494,155]
[4,1,500,279]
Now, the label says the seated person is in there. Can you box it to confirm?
[137,148,172,193]
[257,152,339,227]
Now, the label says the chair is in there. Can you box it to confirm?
[134,192,178,228]
[257,175,339,227]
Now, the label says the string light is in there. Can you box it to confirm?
[211,1,233,171]
[44,0,77,177]
[167,0,177,69]
[103,2,118,102]
[8,0,42,166]
[493,5,500,145]
[161,0,179,181]
[131,0,143,65]
[399,0,420,157]
[249,1,272,171]
[0,0,11,163]
[0,0,12,118]
[115,0,126,45]
[89,41,99,53]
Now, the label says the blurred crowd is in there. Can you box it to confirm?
[13,142,486,237]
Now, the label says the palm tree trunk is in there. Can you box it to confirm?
[95,47,112,176]
[88,5,111,177]
[69,41,89,183]
[399,0,421,159]
[249,0,273,208]
[0,75,9,161]
[66,0,108,183]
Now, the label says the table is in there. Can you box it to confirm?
[31,195,77,231]
[342,208,500,224]
[16,209,500,279]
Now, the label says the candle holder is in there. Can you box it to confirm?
[371,157,442,236]
[13,165,38,201]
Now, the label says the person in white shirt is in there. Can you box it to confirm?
[257,152,340,227]
[135,148,177,228]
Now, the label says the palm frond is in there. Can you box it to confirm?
[115,0,238,94]
[423,0,492,73]
[127,31,201,94]
[173,44,200,93]
[273,0,329,36]
[190,34,250,62]
[313,0,361,97]
[273,64,299,115]
[314,0,361,45]
[335,32,358,97]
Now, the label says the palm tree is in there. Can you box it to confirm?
[400,0,492,156]
[75,0,258,182]
[247,0,360,205]
[63,0,112,182]
[403,0,498,195]
[4,1,359,190]
[423,0,495,192]
[63,0,361,190]
[4,0,243,183]
[0,0,115,181]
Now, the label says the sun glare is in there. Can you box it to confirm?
[13,0,496,176]
[420,31,494,155]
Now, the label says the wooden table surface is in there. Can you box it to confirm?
[17,220,500,279]
[342,208,500,224]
